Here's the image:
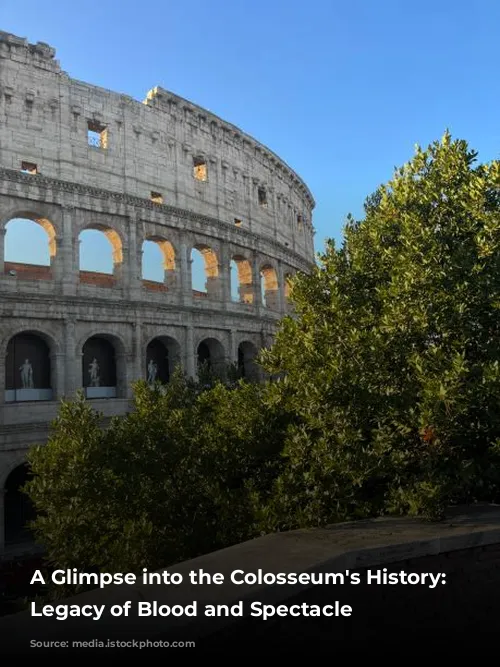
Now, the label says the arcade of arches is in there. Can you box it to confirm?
[0,216,298,554]
[3,331,261,402]
[3,217,294,310]
[0,331,262,552]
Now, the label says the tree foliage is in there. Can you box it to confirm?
[25,368,287,579]
[259,132,500,527]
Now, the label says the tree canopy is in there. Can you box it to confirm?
[259,132,500,527]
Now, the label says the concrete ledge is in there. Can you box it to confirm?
[1,504,500,652]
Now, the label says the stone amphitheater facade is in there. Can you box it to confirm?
[0,31,315,555]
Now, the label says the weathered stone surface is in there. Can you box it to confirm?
[0,31,316,553]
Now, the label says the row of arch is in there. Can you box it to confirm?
[3,217,293,307]
[4,331,260,402]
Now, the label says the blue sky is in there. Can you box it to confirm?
[2,0,500,288]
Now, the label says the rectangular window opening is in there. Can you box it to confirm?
[297,214,303,227]
[258,187,268,207]
[193,156,207,182]
[21,161,38,175]
[151,191,163,204]
[87,120,108,149]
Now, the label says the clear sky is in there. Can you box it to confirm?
[2,0,500,278]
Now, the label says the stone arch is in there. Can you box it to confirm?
[260,263,279,310]
[3,329,58,402]
[3,211,58,279]
[197,337,225,374]
[231,255,253,304]
[237,340,260,381]
[81,332,126,399]
[3,462,36,546]
[0,452,29,491]
[142,236,176,287]
[0,325,60,359]
[191,243,219,298]
[145,335,181,384]
[78,223,123,285]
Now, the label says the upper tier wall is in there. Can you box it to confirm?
[0,31,315,262]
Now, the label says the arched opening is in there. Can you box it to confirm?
[231,255,253,304]
[5,333,53,402]
[238,341,259,381]
[4,216,56,280]
[145,336,180,385]
[4,464,36,546]
[82,335,118,398]
[260,264,279,310]
[142,237,176,289]
[191,245,219,298]
[197,338,225,374]
[79,225,122,287]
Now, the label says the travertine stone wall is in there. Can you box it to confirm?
[0,31,315,554]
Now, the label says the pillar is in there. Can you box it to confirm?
[53,352,65,400]
[133,321,143,383]
[64,319,77,396]
[228,329,237,365]
[0,227,5,274]
[180,241,193,306]
[252,250,262,317]
[219,243,231,306]
[61,206,77,296]
[185,325,195,379]
[127,213,141,301]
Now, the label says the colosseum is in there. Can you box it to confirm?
[0,31,315,557]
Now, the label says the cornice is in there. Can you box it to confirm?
[0,291,283,325]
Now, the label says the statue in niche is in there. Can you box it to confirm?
[147,359,158,385]
[19,359,34,389]
[89,358,100,387]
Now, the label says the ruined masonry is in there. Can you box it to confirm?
[0,31,315,555]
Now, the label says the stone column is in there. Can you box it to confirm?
[228,329,237,365]
[219,243,231,306]
[180,241,193,306]
[61,206,77,296]
[133,321,143,383]
[116,351,130,399]
[252,250,262,317]
[128,213,142,301]
[64,319,78,397]
[0,227,5,274]
[53,352,65,400]
[185,325,195,379]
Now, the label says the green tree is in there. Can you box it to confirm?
[259,132,500,528]
[24,368,286,584]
